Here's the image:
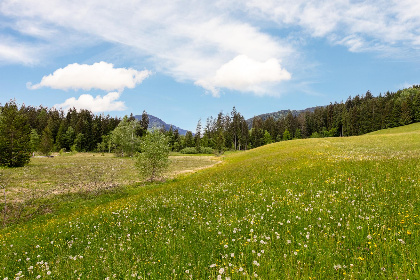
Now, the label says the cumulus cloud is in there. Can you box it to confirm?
[196,55,291,96]
[54,91,126,113]
[28,61,151,91]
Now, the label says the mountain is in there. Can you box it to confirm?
[134,114,190,135]
[245,106,319,128]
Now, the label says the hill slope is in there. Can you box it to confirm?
[1,124,420,279]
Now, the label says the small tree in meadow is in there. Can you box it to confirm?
[135,130,170,182]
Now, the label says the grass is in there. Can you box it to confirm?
[0,153,219,227]
[1,124,420,279]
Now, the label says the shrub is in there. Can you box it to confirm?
[135,130,170,182]
[180,147,214,154]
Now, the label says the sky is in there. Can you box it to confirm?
[1,0,420,132]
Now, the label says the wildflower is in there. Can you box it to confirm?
[367,234,372,240]
[219,268,225,275]
[209,264,216,268]
[253,260,260,266]
[287,240,291,244]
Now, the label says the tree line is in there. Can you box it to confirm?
[1,85,420,167]
[0,102,122,166]
[164,85,420,151]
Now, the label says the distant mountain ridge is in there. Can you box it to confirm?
[246,106,319,128]
[134,114,189,135]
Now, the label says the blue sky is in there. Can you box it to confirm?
[1,0,420,131]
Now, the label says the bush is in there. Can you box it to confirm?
[200,147,215,154]
[180,147,198,154]
[180,147,214,154]
[135,130,170,182]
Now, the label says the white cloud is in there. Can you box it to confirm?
[2,0,420,96]
[0,0,293,96]
[244,0,420,53]
[0,37,39,65]
[196,55,291,96]
[54,91,126,113]
[28,61,151,91]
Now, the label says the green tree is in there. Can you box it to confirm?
[195,119,202,152]
[263,130,273,144]
[72,133,84,152]
[110,116,141,157]
[282,129,291,141]
[64,126,75,150]
[29,129,40,153]
[39,126,54,156]
[184,131,194,148]
[0,101,31,167]
[139,110,149,137]
[135,130,170,182]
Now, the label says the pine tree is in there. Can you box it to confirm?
[195,119,202,152]
[39,126,54,156]
[184,131,194,148]
[140,110,149,137]
[0,101,31,167]
[29,129,40,153]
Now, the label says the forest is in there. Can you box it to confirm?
[1,85,420,167]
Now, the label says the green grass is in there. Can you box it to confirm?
[1,124,420,279]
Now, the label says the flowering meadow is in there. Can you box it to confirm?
[1,123,420,279]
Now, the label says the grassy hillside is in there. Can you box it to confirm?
[1,124,420,279]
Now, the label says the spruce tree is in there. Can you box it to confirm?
[0,101,31,167]
[39,126,53,156]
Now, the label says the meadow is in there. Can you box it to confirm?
[1,123,420,279]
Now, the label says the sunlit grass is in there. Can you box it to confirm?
[1,124,420,279]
